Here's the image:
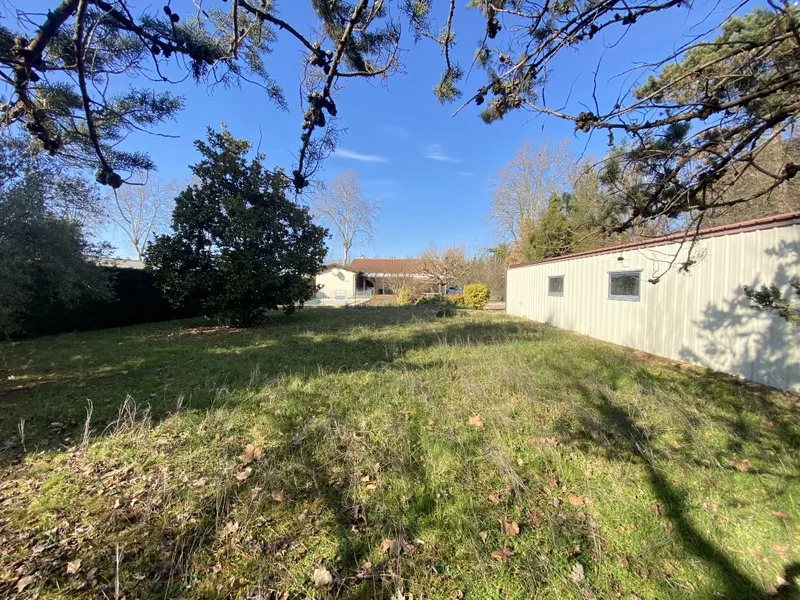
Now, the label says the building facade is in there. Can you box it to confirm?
[506,213,800,393]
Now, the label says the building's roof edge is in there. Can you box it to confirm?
[322,263,360,273]
[508,211,800,270]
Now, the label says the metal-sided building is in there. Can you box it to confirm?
[506,212,800,393]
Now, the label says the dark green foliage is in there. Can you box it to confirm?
[146,128,327,326]
[0,170,111,339]
[521,193,575,261]
[3,1,401,190]
[12,267,201,339]
[744,278,800,325]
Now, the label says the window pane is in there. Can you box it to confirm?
[609,273,640,298]
[548,276,564,295]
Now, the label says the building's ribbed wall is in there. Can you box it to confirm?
[506,222,800,392]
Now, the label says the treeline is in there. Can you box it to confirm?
[489,136,800,267]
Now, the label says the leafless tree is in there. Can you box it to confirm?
[107,176,178,260]
[488,139,577,243]
[468,254,507,298]
[419,245,472,294]
[312,171,378,265]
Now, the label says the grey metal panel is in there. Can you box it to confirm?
[506,223,800,392]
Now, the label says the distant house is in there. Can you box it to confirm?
[313,258,441,304]
[95,258,146,270]
[313,264,362,303]
[348,258,439,295]
[506,211,800,393]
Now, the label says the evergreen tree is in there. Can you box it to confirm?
[0,157,109,338]
[522,193,574,261]
[145,128,327,326]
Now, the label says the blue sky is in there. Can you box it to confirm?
[20,0,750,259]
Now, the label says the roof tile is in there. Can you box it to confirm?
[348,258,425,275]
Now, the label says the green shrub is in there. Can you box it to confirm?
[397,287,413,306]
[446,293,465,306]
[463,284,490,309]
[413,295,440,306]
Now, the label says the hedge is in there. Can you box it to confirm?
[31,267,202,337]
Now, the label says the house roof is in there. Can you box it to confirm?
[322,263,358,272]
[97,258,145,270]
[348,258,425,275]
[508,210,800,270]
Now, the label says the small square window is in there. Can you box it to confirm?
[608,271,641,301]
[548,276,564,296]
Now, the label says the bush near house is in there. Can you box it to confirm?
[463,283,490,309]
[397,287,413,306]
[446,293,465,306]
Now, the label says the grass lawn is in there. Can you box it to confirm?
[0,306,798,599]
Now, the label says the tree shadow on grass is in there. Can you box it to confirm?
[5,387,456,599]
[550,358,799,599]
[0,307,543,465]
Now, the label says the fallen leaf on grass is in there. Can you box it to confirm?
[729,459,750,472]
[468,414,484,427]
[570,562,585,582]
[488,491,504,505]
[479,531,488,543]
[773,544,789,558]
[385,535,416,556]
[235,467,252,482]
[567,494,584,507]
[490,547,514,561]
[271,490,285,503]
[240,443,264,465]
[500,516,520,537]
[66,559,82,575]
[380,538,393,553]
[649,503,660,517]
[17,575,36,593]
[220,521,239,540]
[311,566,333,587]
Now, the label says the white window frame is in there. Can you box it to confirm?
[548,275,565,297]
[608,270,642,302]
